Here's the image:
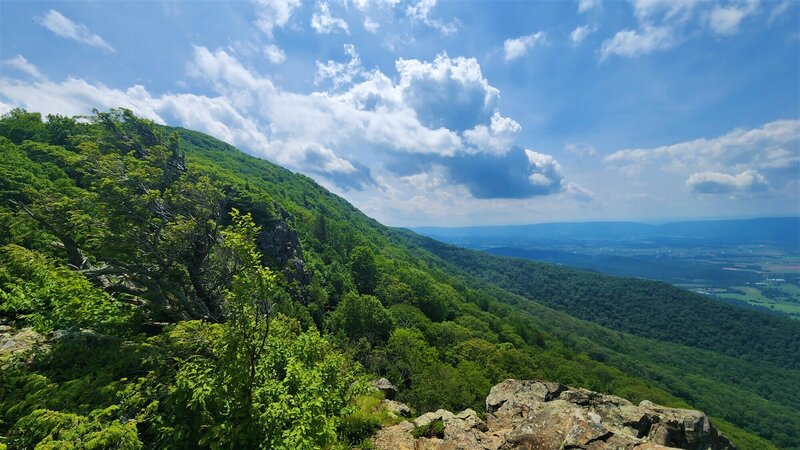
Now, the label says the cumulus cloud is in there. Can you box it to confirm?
[606,120,799,197]
[2,56,43,80]
[263,44,287,64]
[463,112,521,155]
[0,46,580,205]
[315,44,365,89]
[708,0,759,36]
[571,25,597,45]
[254,0,302,37]
[396,53,499,131]
[601,0,763,59]
[687,170,768,194]
[503,32,547,61]
[36,10,114,52]
[600,25,676,59]
[311,1,350,34]
[439,147,564,199]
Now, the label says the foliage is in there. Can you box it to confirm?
[411,419,444,439]
[0,109,792,449]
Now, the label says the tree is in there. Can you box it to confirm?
[349,245,378,295]
[330,292,394,344]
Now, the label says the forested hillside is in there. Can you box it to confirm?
[0,109,796,449]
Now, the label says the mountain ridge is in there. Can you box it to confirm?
[0,109,796,449]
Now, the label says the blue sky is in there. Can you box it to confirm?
[1,0,798,226]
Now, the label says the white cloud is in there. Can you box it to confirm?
[254,0,302,37]
[525,149,564,192]
[363,17,380,32]
[769,0,793,23]
[406,0,457,34]
[708,0,759,36]
[578,0,602,13]
[570,25,597,45]
[564,143,597,157]
[606,120,799,197]
[600,24,676,59]
[2,55,44,80]
[311,1,350,34]
[36,10,114,52]
[315,44,365,89]
[0,46,587,220]
[503,32,547,61]
[263,44,287,64]
[396,53,499,131]
[463,112,521,154]
[686,170,768,194]
[631,0,699,21]
[565,182,596,201]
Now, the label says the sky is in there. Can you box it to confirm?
[0,0,798,227]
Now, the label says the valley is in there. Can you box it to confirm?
[414,219,800,319]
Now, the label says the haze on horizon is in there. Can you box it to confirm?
[1,0,798,227]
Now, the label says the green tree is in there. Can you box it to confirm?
[330,292,394,344]
[349,246,378,295]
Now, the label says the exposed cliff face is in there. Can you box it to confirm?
[256,204,311,297]
[373,379,734,450]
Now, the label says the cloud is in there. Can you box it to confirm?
[601,0,765,59]
[0,46,580,204]
[2,56,44,80]
[606,119,799,197]
[315,44,365,89]
[769,0,793,23]
[405,0,457,34]
[441,147,565,199]
[35,10,114,52]
[570,25,597,45]
[463,112,521,155]
[687,170,768,194]
[503,32,547,61]
[254,0,302,37]
[708,0,759,36]
[396,53,499,131]
[600,24,676,59]
[578,0,602,13]
[631,0,699,21]
[605,119,800,172]
[565,182,597,201]
[363,17,380,32]
[263,44,287,64]
[564,143,597,157]
[311,1,350,34]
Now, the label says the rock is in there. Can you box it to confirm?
[373,377,398,400]
[373,379,735,450]
[383,399,412,418]
[373,421,415,450]
[0,326,45,360]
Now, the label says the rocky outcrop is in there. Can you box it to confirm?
[0,326,44,361]
[373,379,734,450]
[374,378,399,400]
[257,204,311,297]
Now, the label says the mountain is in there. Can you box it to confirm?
[413,218,800,246]
[0,109,798,449]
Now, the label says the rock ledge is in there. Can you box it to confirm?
[374,379,734,450]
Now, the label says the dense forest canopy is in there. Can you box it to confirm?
[0,109,797,449]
